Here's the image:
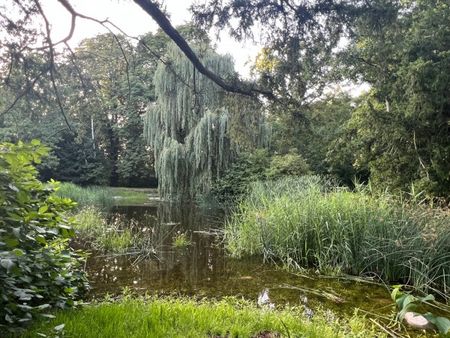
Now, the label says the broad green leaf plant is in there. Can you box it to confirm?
[0,140,88,331]
[391,285,450,335]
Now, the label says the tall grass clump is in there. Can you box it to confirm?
[56,182,114,209]
[73,207,134,253]
[226,176,450,296]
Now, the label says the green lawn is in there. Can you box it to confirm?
[20,297,385,338]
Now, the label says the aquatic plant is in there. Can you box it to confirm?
[73,207,135,253]
[391,285,450,334]
[172,231,191,248]
[226,176,450,296]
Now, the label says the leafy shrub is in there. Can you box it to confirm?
[211,149,270,203]
[266,150,310,178]
[211,149,309,203]
[0,141,88,331]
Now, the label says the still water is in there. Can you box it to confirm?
[84,201,394,317]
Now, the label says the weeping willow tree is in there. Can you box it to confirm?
[144,43,269,199]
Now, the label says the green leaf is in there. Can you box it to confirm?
[398,295,418,320]
[36,235,47,245]
[41,314,56,319]
[12,248,25,256]
[391,285,403,301]
[36,304,51,310]
[5,237,19,248]
[424,314,450,334]
[418,294,435,303]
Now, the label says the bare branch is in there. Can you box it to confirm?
[34,0,73,132]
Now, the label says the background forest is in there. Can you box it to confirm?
[0,0,449,201]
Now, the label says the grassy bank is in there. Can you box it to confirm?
[56,182,152,208]
[226,176,450,297]
[21,297,383,338]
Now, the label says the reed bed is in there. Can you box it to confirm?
[56,183,115,209]
[226,176,450,297]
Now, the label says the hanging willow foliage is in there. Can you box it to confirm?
[144,42,269,199]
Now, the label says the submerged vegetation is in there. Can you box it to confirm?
[172,231,191,248]
[72,207,160,255]
[226,177,450,297]
[72,207,135,253]
[21,296,384,338]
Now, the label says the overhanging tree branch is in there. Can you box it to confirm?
[133,0,275,99]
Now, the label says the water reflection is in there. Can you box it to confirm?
[86,203,394,316]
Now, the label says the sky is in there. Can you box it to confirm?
[39,0,261,78]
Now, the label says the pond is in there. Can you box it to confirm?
[84,199,395,319]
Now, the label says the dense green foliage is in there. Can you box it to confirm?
[0,31,159,186]
[338,0,450,197]
[0,141,88,330]
[21,296,382,338]
[211,149,310,202]
[226,177,450,296]
[193,0,450,200]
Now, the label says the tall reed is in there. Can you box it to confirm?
[226,176,450,296]
[56,182,115,209]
